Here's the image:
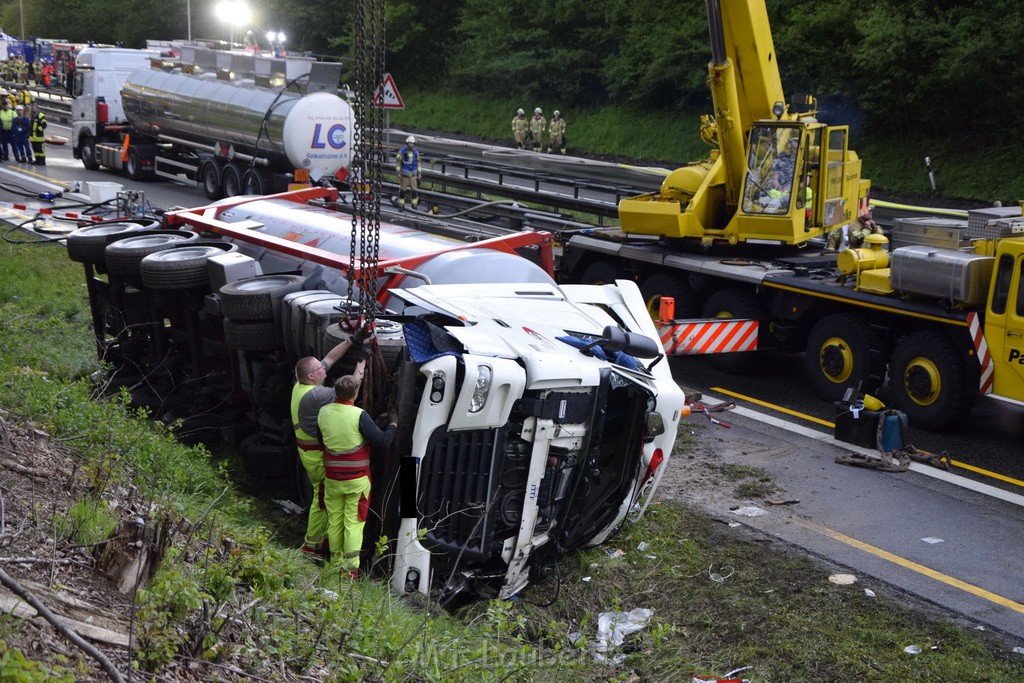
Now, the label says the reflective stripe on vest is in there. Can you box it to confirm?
[319,401,371,480]
[291,382,321,451]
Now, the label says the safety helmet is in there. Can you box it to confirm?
[406,135,416,144]
[534,107,542,114]
[14,105,22,110]
[553,110,560,116]
[517,108,524,115]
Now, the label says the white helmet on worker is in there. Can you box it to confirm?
[406,135,416,144]
[517,108,524,115]
[553,110,560,117]
[534,107,542,114]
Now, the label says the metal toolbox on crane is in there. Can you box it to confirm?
[890,245,995,307]
[890,217,969,250]
[967,206,1023,241]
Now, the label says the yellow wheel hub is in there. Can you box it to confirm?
[819,337,853,383]
[903,357,941,406]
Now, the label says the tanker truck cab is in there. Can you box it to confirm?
[388,281,685,603]
[984,238,1024,402]
[71,47,160,173]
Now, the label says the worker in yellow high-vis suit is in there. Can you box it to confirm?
[318,372,397,578]
[291,325,370,561]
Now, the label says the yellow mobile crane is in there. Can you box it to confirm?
[619,0,870,247]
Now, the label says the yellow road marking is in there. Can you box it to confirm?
[795,518,1024,615]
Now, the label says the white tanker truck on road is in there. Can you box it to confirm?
[70,46,353,199]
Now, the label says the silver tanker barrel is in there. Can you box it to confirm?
[121,68,353,181]
[212,197,556,308]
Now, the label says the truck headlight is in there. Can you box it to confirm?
[468,365,493,413]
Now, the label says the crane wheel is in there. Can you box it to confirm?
[640,272,701,320]
[888,331,969,431]
[700,289,766,373]
[804,313,884,401]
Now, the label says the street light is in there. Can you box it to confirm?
[265,30,286,56]
[215,0,251,47]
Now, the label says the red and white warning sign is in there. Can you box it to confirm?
[372,73,405,109]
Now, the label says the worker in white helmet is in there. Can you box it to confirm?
[511,108,528,150]
[394,135,421,208]
[547,110,566,155]
[530,107,546,152]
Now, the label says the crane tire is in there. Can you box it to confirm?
[700,288,766,373]
[805,313,884,401]
[579,261,626,286]
[889,330,970,431]
[219,275,307,321]
[640,272,701,320]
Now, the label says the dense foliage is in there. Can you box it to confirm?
[2,0,1021,139]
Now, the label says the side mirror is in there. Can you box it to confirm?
[599,325,661,359]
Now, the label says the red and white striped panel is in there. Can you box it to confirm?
[967,312,994,394]
[0,202,105,222]
[658,319,759,356]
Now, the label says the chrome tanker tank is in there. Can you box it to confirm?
[213,198,555,306]
[121,69,352,180]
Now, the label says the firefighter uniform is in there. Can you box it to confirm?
[29,107,46,165]
[547,111,566,154]
[530,108,546,152]
[318,400,396,573]
[511,109,528,149]
[394,136,421,208]
[826,214,882,251]
[292,382,329,554]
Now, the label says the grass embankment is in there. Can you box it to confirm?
[390,88,1024,204]
[2,230,1024,680]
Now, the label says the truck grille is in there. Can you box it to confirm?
[418,428,507,563]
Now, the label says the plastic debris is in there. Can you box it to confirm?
[582,576,592,582]
[921,537,945,544]
[864,588,876,598]
[732,506,766,517]
[903,645,922,654]
[828,573,857,585]
[636,541,650,552]
[728,522,741,528]
[595,607,654,664]
[766,498,800,506]
[1013,646,1024,655]
[273,499,304,515]
[605,548,626,559]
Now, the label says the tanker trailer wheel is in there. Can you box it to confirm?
[66,222,148,264]
[104,230,200,277]
[242,168,266,195]
[700,288,766,374]
[140,241,239,291]
[200,160,224,200]
[888,331,970,431]
[640,272,701,320]
[221,163,242,198]
[804,313,884,402]
[223,317,284,352]
[579,260,626,286]
[80,135,99,171]
[219,274,307,321]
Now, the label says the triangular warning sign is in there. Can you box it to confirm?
[372,73,405,109]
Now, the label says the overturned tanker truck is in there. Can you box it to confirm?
[64,188,686,602]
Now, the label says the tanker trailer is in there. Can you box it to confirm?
[71,47,352,199]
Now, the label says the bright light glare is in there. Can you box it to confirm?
[216,0,251,26]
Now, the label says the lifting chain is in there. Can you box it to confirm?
[348,0,387,331]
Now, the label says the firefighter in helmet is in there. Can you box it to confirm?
[547,110,566,154]
[511,108,528,150]
[394,135,422,208]
[530,107,546,153]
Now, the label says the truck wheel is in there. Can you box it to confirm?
[125,148,142,181]
[104,231,200,277]
[66,222,147,264]
[140,241,238,290]
[80,136,99,171]
[805,314,884,401]
[640,272,701,320]
[242,168,265,195]
[240,432,293,481]
[223,317,283,351]
[219,275,307,321]
[700,289,765,373]
[889,331,970,431]
[221,164,242,198]
[200,160,223,200]
[579,261,625,286]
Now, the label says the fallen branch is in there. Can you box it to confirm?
[0,557,92,567]
[0,458,48,478]
[0,566,126,682]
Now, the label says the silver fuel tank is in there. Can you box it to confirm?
[213,198,555,307]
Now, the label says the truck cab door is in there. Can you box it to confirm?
[815,126,850,229]
[984,243,1024,400]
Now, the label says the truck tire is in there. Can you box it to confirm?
[579,261,626,286]
[219,275,307,321]
[242,168,265,195]
[805,313,884,401]
[104,231,200,277]
[80,136,99,171]
[125,148,142,181]
[889,331,970,431]
[221,163,242,198]
[140,241,238,290]
[640,272,701,320]
[66,222,147,264]
[223,317,283,351]
[240,432,293,480]
[700,288,766,373]
[200,160,223,200]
